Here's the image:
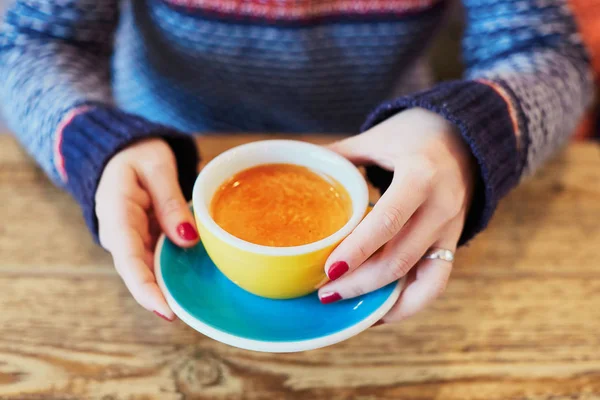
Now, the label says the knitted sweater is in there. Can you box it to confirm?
[0,0,595,243]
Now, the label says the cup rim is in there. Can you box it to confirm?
[192,140,369,256]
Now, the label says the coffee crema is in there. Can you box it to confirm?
[210,163,352,247]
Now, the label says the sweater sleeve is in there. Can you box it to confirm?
[363,0,595,244]
[0,1,199,240]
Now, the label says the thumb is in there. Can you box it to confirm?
[326,135,373,165]
[137,158,199,248]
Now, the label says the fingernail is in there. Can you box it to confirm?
[327,261,349,281]
[372,319,385,327]
[320,292,342,304]
[177,222,199,241]
[154,310,174,322]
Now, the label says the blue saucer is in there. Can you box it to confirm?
[155,235,403,352]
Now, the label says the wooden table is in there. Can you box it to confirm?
[1,135,600,400]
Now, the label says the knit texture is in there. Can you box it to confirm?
[0,0,595,241]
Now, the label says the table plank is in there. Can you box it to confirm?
[1,274,600,399]
[1,135,600,400]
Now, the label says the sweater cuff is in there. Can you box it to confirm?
[362,80,520,245]
[58,105,200,242]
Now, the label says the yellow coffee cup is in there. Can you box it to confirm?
[192,140,369,299]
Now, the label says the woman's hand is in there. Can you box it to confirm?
[319,108,477,323]
[95,138,199,321]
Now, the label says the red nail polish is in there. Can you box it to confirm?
[177,222,199,241]
[154,310,174,322]
[320,292,342,304]
[328,261,349,281]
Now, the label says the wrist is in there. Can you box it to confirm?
[420,107,479,209]
[362,81,520,244]
[58,105,199,241]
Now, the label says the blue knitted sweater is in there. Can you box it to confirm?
[0,0,595,243]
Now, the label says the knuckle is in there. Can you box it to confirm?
[346,285,366,299]
[158,196,182,218]
[382,206,405,237]
[446,182,467,212]
[416,171,435,195]
[355,242,370,261]
[419,155,437,177]
[409,156,436,194]
[387,252,414,280]
[434,197,462,220]
[147,159,172,177]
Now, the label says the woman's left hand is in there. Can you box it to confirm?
[319,108,477,323]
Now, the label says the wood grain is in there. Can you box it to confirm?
[0,135,599,400]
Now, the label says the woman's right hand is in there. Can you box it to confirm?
[95,138,199,321]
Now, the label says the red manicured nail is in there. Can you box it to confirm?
[372,319,385,327]
[320,292,342,304]
[154,310,174,322]
[177,222,199,241]
[327,261,349,281]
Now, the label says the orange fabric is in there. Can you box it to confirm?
[568,0,600,140]
[476,79,521,144]
[573,110,598,140]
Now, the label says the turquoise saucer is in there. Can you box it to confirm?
[155,235,404,352]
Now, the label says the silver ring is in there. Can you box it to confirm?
[423,248,454,262]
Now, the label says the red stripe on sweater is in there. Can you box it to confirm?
[567,0,600,139]
[54,106,91,183]
[163,0,443,19]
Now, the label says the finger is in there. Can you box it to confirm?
[382,219,462,323]
[98,198,175,320]
[324,161,433,281]
[98,197,152,252]
[96,165,153,250]
[110,226,175,320]
[319,207,443,302]
[136,159,198,248]
[96,163,152,212]
[327,136,380,166]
